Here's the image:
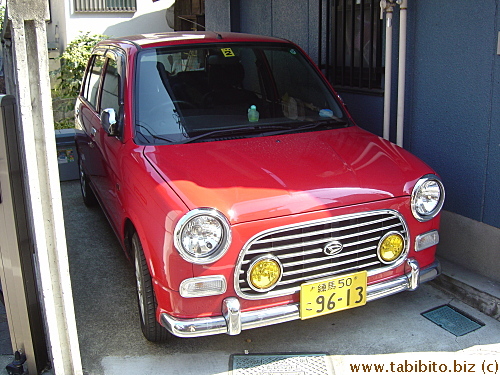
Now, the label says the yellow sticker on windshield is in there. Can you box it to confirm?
[221,48,235,57]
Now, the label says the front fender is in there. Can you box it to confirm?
[121,147,192,292]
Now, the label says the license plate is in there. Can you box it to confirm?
[300,271,367,320]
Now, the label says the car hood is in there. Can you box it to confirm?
[143,127,434,224]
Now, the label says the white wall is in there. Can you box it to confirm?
[47,0,174,51]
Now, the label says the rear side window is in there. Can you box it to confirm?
[82,54,106,109]
[100,58,120,114]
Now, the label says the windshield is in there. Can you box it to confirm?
[135,43,349,144]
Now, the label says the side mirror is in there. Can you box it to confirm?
[101,108,119,137]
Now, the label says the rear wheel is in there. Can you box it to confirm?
[131,231,171,342]
[78,157,97,207]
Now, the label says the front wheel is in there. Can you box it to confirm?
[131,231,171,342]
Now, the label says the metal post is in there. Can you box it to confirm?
[396,0,408,147]
[380,0,396,141]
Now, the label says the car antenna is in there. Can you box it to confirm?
[177,16,223,39]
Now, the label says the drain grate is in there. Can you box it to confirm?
[421,304,484,336]
[230,353,332,375]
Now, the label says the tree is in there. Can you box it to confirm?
[51,32,106,128]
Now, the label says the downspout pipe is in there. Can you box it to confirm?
[381,0,396,141]
[396,0,408,147]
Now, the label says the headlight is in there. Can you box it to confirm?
[411,175,445,222]
[174,208,231,264]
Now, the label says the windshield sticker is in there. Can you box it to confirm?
[221,48,236,57]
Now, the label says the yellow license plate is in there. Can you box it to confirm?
[300,271,367,320]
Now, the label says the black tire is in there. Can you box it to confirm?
[78,157,97,207]
[131,232,171,342]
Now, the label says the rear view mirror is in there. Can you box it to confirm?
[101,108,119,136]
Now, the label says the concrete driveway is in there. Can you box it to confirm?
[60,181,500,375]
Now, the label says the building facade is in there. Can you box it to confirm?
[46,0,175,51]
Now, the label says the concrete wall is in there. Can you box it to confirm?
[205,0,232,32]
[4,0,84,371]
[207,0,320,64]
[47,0,174,51]
[338,92,384,136]
[405,0,500,281]
[405,0,500,229]
[438,211,500,283]
[240,0,320,62]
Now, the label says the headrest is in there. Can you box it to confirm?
[207,55,240,66]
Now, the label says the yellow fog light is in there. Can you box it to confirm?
[378,232,405,264]
[247,255,283,292]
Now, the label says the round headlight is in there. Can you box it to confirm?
[411,175,445,222]
[174,208,231,264]
[378,232,405,264]
[247,255,283,292]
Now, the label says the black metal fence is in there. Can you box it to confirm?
[320,0,383,91]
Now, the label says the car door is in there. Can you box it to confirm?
[90,50,127,235]
[76,52,107,198]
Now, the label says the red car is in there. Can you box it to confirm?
[75,32,444,342]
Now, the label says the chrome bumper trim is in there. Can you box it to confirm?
[160,259,440,338]
[222,297,242,335]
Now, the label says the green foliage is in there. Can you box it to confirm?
[54,32,106,98]
[51,32,106,128]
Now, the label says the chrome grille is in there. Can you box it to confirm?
[235,210,408,299]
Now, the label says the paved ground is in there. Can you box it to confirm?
[1,180,500,374]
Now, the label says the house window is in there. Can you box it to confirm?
[330,0,383,90]
[74,0,137,13]
[174,0,205,31]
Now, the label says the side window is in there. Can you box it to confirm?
[83,54,106,109]
[81,57,94,100]
[100,58,120,114]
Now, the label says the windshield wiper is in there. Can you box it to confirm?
[175,119,349,145]
[179,124,293,144]
[270,118,349,136]
[135,123,174,143]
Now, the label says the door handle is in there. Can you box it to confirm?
[91,127,97,137]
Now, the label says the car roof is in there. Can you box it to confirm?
[99,31,291,49]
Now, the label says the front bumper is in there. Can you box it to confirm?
[160,258,440,338]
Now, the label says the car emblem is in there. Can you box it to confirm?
[323,240,343,256]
